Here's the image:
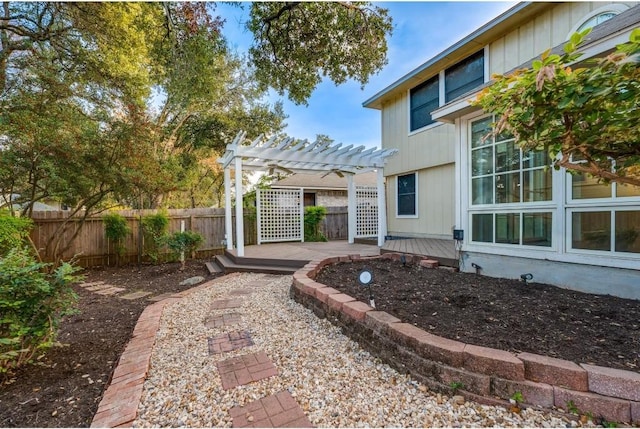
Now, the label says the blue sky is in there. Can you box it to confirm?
[217,2,516,149]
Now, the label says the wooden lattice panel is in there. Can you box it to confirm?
[356,186,378,238]
[257,189,303,243]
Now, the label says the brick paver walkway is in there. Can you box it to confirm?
[208,330,254,355]
[204,313,242,329]
[210,297,244,310]
[216,351,278,390]
[229,391,313,428]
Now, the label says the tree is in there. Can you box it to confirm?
[247,2,393,105]
[473,29,640,187]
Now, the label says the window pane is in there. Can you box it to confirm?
[471,117,492,148]
[522,150,548,169]
[445,50,484,102]
[472,213,493,242]
[572,211,611,251]
[571,173,611,199]
[495,141,520,173]
[616,183,640,198]
[615,211,640,253]
[523,212,552,247]
[410,77,439,131]
[496,213,520,244]
[471,147,493,176]
[472,177,493,205]
[397,173,416,216]
[496,172,520,203]
[523,168,552,202]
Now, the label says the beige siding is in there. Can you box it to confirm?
[386,163,455,239]
[489,2,638,75]
[381,93,455,177]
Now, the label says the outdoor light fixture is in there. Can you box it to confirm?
[358,268,375,308]
[471,262,482,275]
[400,254,407,267]
[520,273,533,284]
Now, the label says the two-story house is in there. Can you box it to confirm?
[364,2,640,299]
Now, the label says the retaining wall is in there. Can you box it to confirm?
[289,254,640,425]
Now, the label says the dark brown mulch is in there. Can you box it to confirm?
[0,259,218,428]
[316,258,640,373]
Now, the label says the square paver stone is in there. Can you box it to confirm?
[204,313,242,329]
[95,287,125,295]
[230,390,313,428]
[208,330,254,355]
[227,288,254,296]
[120,291,152,300]
[210,298,244,310]
[216,351,278,390]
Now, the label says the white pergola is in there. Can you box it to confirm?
[217,131,398,256]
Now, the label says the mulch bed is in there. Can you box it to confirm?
[316,258,640,373]
[0,259,218,428]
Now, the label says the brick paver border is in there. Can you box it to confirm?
[216,351,279,390]
[230,390,313,428]
[91,273,241,428]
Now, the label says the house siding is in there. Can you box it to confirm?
[387,163,455,239]
[489,2,637,75]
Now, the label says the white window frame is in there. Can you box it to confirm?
[396,172,419,218]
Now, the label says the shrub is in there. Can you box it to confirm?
[141,211,169,264]
[304,206,328,242]
[0,211,33,257]
[166,231,204,270]
[103,212,130,266]
[0,248,80,373]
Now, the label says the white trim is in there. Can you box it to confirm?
[483,45,490,84]
[395,171,419,219]
[408,121,444,137]
[568,4,629,38]
[438,70,446,107]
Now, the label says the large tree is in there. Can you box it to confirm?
[473,29,640,187]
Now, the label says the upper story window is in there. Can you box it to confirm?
[410,76,439,131]
[568,4,628,37]
[445,50,484,103]
[409,50,485,133]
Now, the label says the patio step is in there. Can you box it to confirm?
[205,261,223,275]
[212,254,297,275]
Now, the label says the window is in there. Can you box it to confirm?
[471,212,552,247]
[397,173,417,216]
[568,4,628,37]
[468,116,553,247]
[445,50,484,103]
[410,76,439,131]
[470,116,552,206]
[571,210,640,254]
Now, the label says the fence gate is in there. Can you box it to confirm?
[256,188,303,244]
[356,186,378,238]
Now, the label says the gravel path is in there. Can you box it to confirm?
[134,273,582,427]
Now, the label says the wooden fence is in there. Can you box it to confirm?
[30,206,349,267]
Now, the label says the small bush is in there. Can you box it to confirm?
[166,231,204,270]
[103,212,130,266]
[0,211,33,257]
[0,248,81,373]
[304,206,328,242]
[141,211,169,264]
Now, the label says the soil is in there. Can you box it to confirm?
[317,258,640,373]
[0,259,218,428]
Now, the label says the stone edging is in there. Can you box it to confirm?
[90,273,241,428]
[290,254,640,425]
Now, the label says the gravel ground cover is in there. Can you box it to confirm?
[134,273,584,428]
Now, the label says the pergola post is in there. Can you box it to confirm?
[224,166,233,250]
[234,156,245,257]
[377,168,387,247]
[347,174,356,244]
